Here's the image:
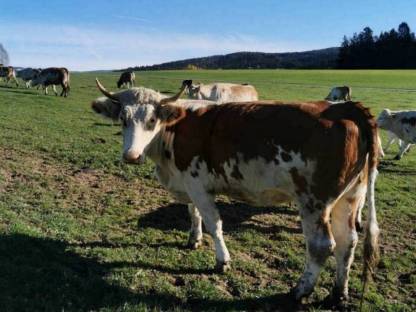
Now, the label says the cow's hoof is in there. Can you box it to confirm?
[215,261,231,273]
[394,155,401,160]
[186,239,202,250]
[332,287,349,303]
[355,220,363,232]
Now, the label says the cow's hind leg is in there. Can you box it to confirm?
[187,204,203,249]
[292,200,336,300]
[331,186,363,304]
[394,141,411,160]
[53,85,58,96]
[186,187,230,272]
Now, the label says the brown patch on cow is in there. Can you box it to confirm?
[166,100,377,206]
[231,164,244,180]
[281,151,292,162]
[157,105,186,126]
[290,167,307,195]
[401,117,416,126]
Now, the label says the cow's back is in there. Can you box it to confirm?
[168,101,373,203]
[210,83,258,103]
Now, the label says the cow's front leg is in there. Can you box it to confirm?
[186,186,230,272]
[187,203,203,249]
[53,85,58,96]
[44,86,48,95]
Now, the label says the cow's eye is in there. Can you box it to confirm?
[149,118,156,124]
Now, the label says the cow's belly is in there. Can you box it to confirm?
[223,187,293,207]
[155,165,191,203]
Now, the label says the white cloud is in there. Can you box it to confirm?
[0,23,323,71]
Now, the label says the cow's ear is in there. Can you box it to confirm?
[91,97,121,121]
[156,104,186,126]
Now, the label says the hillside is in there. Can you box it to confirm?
[127,47,339,71]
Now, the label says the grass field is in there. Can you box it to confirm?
[0,69,415,311]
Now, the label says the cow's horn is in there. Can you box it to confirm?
[159,83,187,105]
[96,78,119,101]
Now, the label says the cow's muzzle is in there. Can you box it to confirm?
[123,150,145,164]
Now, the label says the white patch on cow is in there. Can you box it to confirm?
[121,104,161,163]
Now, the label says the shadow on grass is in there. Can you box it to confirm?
[137,201,300,234]
[0,234,180,311]
[379,160,416,175]
[1,234,311,311]
[0,85,39,95]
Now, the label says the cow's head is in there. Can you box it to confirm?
[182,79,201,99]
[92,79,185,164]
[377,109,392,129]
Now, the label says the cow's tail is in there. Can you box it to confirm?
[358,104,380,309]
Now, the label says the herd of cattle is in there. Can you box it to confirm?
[0,65,70,97]
[1,66,415,306]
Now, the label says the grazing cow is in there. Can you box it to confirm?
[377,109,416,160]
[91,79,380,304]
[16,68,41,88]
[325,86,352,102]
[183,80,258,103]
[0,65,19,87]
[31,67,70,97]
[117,71,135,88]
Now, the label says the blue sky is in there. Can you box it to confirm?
[1,0,415,70]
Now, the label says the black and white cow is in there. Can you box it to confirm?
[377,109,416,159]
[117,71,135,88]
[16,68,41,88]
[31,67,70,97]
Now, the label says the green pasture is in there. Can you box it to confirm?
[0,70,415,311]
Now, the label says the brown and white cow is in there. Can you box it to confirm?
[325,86,352,102]
[183,80,258,103]
[377,109,416,160]
[117,71,135,88]
[0,65,19,87]
[91,80,380,304]
[31,67,70,97]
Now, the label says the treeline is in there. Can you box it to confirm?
[337,22,416,68]
[129,48,339,71]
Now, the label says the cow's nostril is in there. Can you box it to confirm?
[123,150,141,163]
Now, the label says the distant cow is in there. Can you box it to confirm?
[325,86,352,102]
[31,67,70,97]
[92,79,380,305]
[0,65,19,87]
[16,68,41,88]
[183,80,258,103]
[117,71,135,88]
[377,109,416,160]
